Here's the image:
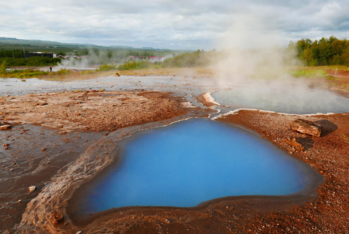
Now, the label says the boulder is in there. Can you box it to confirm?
[290,119,321,137]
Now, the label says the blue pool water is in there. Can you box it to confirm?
[81,119,311,213]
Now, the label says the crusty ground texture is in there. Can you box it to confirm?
[0,90,190,132]
[216,110,349,233]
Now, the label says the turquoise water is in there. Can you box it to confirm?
[81,119,310,213]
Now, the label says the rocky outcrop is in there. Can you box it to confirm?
[290,119,322,137]
[50,211,64,225]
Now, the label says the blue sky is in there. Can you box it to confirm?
[1,0,348,50]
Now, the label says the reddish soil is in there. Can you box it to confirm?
[326,69,349,79]
[2,87,349,233]
[0,90,202,233]
[0,90,192,132]
[216,110,349,233]
[59,110,349,234]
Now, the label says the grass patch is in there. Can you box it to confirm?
[117,60,153,70]
[289,69,327,78]
[2,69,49,78]
[97,63,117,71]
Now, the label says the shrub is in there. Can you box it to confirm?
[98,63,117,71]
[117,60,150,70]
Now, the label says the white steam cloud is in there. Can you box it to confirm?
[211,13,349,114]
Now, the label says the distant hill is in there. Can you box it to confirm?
[110,45,134,49]
[0,37,188,55]
[0,37,98,48]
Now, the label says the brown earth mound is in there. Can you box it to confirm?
[0,90,191,132]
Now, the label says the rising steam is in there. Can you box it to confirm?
[210,13,349,114]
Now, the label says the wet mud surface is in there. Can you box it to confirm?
[0,125,105,232]
[1,73,349,233]
[0,78,210,233]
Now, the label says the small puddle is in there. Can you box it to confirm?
[73,119,321,214]
[212,86,349,114]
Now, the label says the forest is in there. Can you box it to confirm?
[290,36,349,66]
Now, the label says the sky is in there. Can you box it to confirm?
[0,0,348,50]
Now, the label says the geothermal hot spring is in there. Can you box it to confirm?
[211,83,349,114]
[76,119,320,214]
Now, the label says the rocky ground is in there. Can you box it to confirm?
[216,110,349,233]
[0,90,192,132]
[0,90,202,233]
[64,110,349,234]
[1,70,349,233]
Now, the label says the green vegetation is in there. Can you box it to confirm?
[289,36,349,66]
[0,37,184,66]
[117,61,152,70]
[162,50,220,68]
[0,49,27,58]
[97,63,117,71]
[55,69,72,75]
[289,69,327,78]
[115,50,221,70]
[2,69,49,78]
[0,57,61,66]
[0,60,7,74]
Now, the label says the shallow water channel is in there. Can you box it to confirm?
[76,119,319,214]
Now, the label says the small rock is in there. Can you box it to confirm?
[28,186,36,193]
[283,137,304,151]
[9,168,14,172]
[76,231,82,234]
[0,125,11,130]
[17,200,21,203]
[41,148,47,152]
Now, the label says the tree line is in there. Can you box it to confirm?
[0,49,28,58]
[289,36,349,66]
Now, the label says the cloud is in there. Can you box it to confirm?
[0,0,348,49]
